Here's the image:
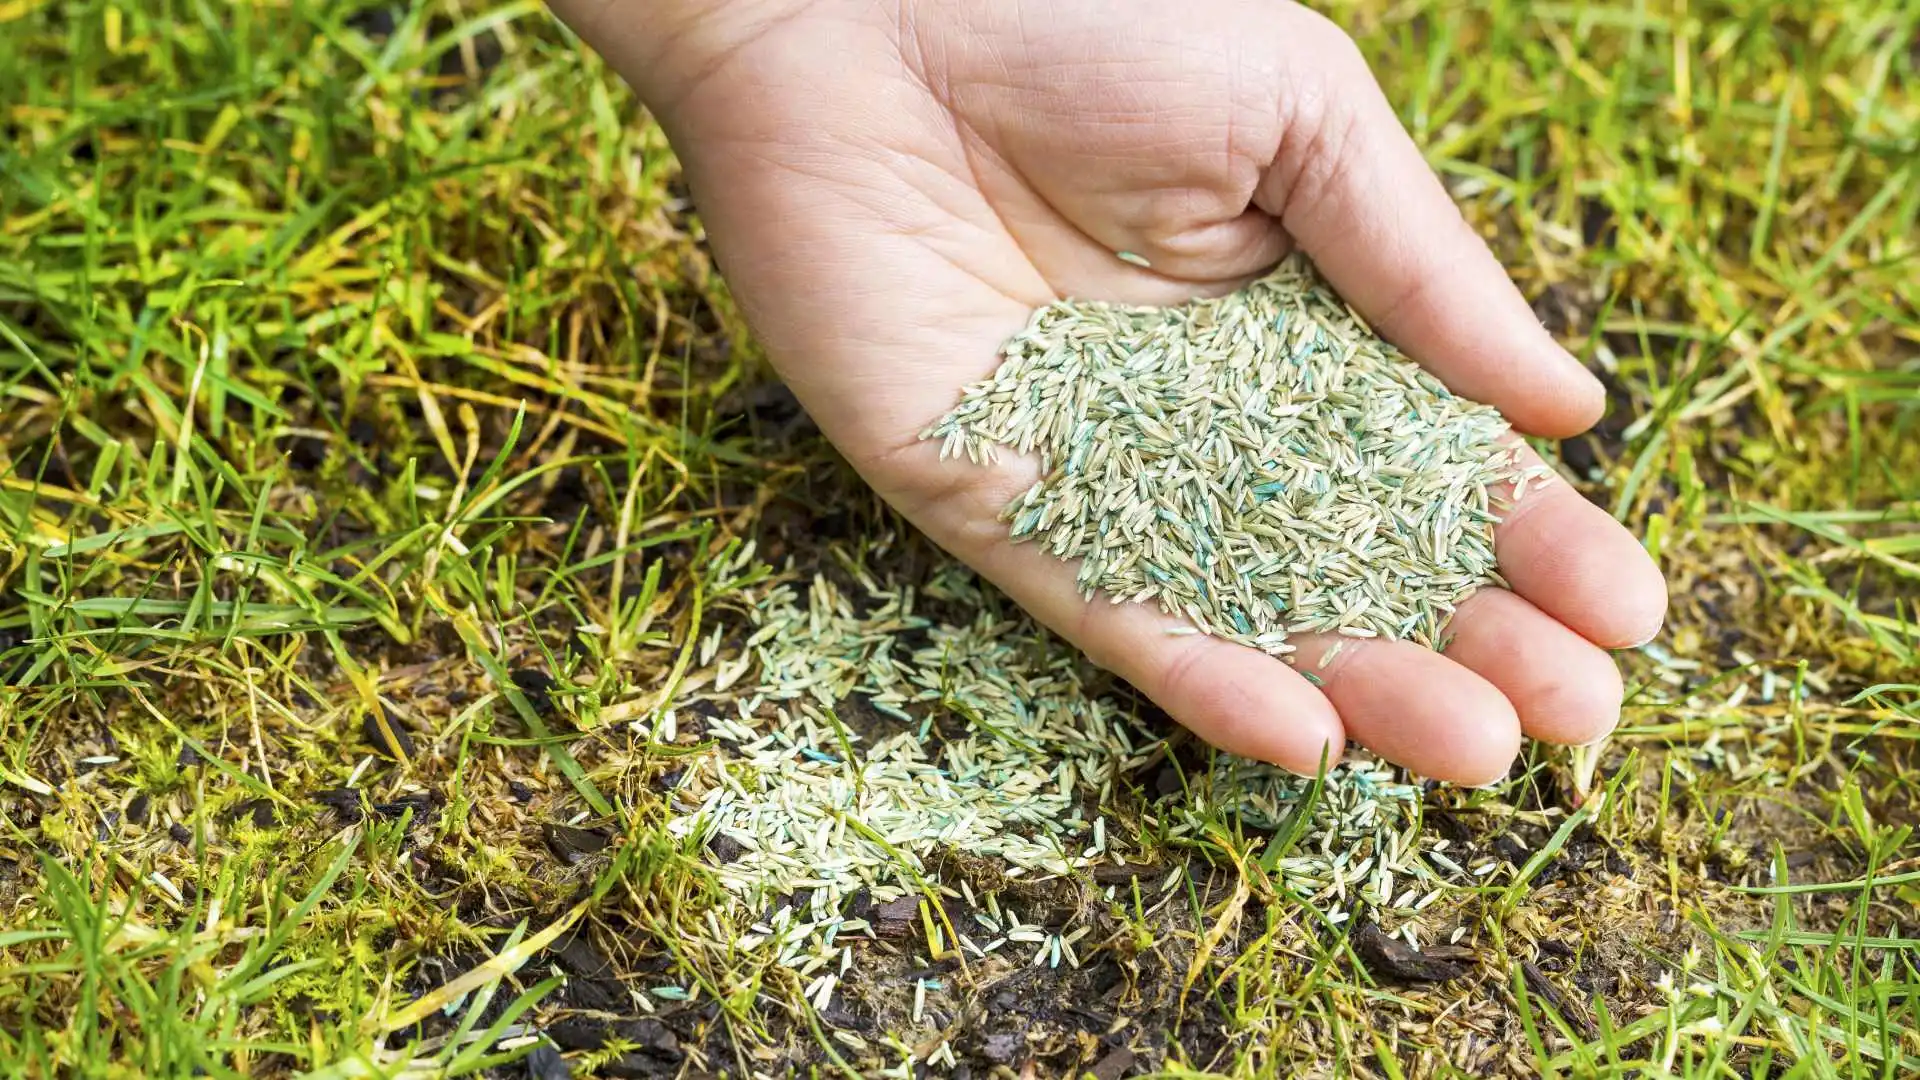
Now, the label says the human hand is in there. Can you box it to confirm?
[550,0,1668,784]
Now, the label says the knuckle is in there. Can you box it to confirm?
[1071,604,1120,672]
[1296,93,1368,207]
[1266,13,1378,220]
[1154,636,1212,704]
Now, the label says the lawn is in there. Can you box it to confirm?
[1,1,1916,1077]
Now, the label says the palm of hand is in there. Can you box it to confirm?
[564,0,1667,783]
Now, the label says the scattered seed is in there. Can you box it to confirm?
[664,536,1469,986]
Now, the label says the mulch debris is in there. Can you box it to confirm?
[1352,922,1476,984]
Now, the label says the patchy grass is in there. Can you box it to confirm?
[1,0,1915,1077]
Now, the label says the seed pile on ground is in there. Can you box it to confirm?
[660,547,1471,984]
[924,256,1548,653]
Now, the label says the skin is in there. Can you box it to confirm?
[548,0,1669,785]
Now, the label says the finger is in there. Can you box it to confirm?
[1040,199,1296,289]
[956,139,1296,304]
[1099,207,1294,286]
[895,453,1348,775]
[990,537,1348,775]
[1493,443,1668,649]
[1441,588,1625,746]
[1255,8,1604,438]
[1291,633,1521,786]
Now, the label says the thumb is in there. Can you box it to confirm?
[1257,8,1604,438]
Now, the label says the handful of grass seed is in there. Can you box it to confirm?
[924,255,1544,654]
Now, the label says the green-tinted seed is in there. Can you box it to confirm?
[922,254,1545,654]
